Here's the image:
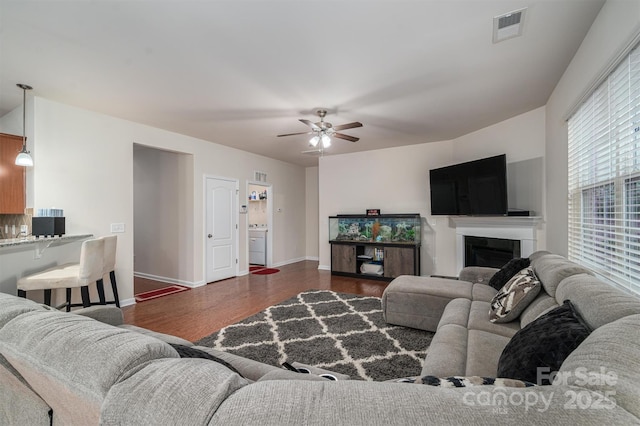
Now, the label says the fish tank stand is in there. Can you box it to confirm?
[329,214,421,281]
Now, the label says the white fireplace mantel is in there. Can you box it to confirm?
[450,216,544,272]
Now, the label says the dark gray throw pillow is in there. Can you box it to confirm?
[169,343,243,377]
[487,257,531,290]
[497,300,591,385]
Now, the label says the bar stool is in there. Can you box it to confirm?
[95,235,120,307]
[17,238,105,311]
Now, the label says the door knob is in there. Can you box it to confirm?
[208,234,213,238]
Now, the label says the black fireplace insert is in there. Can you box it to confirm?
[464,236,520,268]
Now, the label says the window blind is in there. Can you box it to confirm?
[568,42,640,295]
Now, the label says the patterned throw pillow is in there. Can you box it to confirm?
[497,300,592,385]
[396,376,535,388]
[487,257,531,290]
[489,267,541,323]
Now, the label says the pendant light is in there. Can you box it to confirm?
[15,84,34,167]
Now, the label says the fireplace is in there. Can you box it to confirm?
[451,216,543,273]
[464,236,520,268]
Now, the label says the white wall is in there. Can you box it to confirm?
[319,141,454,275]
[545,0,640,255]
[318,107,546,277]
[30,97,307,303]
[305,167,319,260]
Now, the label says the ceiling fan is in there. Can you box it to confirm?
[277,109,363,149]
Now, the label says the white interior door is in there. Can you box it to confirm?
[206,177,238,282]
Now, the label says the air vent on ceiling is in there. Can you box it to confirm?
[493,8,527,43]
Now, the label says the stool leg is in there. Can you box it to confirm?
[96,278,106,305]
[44,289,52,306]
[66,288,72,312]
[18,289,26,298]
[110,271,120,307]
[80,286,91,308]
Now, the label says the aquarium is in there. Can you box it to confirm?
[328,214,421,244]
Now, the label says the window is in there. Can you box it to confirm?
[568,41,640,295]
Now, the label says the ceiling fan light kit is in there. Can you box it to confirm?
[277,108,362,153]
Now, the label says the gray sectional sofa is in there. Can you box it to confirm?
[2,251,640,425]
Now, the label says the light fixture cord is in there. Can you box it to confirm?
[22,86,27,148]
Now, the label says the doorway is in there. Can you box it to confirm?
[247,182,273,267]
[205,176,239,282]
[133,144,194,292]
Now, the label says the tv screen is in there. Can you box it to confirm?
[429,154,508,215]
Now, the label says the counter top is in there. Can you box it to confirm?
[0,234,93,253]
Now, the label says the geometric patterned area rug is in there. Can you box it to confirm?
[195,290,434,381]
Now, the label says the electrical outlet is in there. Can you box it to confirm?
[110,223,125,233]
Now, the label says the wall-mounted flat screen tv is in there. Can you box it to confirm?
[429,154,508,215]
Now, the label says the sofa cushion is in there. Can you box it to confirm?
[101,358,248,425]
[489,267,541,323]
[468,301,520,338]
[497,300,592,385]
[465,330,511,377]
[382,276,473,331]
[487,257,531,290]
[421,324,469,377]
[558,314,640,418]
[531,254,593,297]
[0,292,51,329]
[437,298,471,330]
[0,310,178,425]
[422,324,510,378]
[519,293,558,328]
[555,273,640,330]
[471,283,497,302]
[118,324,194,346]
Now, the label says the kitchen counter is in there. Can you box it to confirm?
[0,234,93,254]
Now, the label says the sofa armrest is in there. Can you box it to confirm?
[73,306,124,326]
[458,266,499,285]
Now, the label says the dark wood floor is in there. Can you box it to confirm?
[134,276,175,294]
[123,261,390,342]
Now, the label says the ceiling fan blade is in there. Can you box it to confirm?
[334,133,360,142]
[333,122,363,131]
[300,119,322,131]
[301,148,324,155]
[277,131,313,137]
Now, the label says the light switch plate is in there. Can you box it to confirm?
[110,223,125,233]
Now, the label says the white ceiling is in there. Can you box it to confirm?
[0,0,604,167]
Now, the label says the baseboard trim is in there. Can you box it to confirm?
[133,272,206,288]
[119,297,136,307]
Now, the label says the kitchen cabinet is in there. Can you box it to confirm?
[0,133,26,214]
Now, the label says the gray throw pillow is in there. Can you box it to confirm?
[489,267,541,323]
